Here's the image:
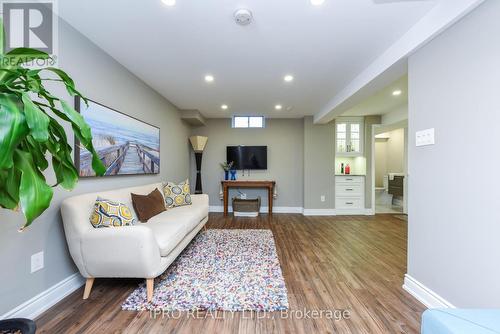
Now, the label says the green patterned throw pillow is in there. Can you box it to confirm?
[162,179,192,208]
[90,197,136,228]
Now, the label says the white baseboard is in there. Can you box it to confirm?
[209,206,371,216]
[403,274,455,309]
[209,206,303,214]
[1,273,85,320]
[302,209,336,216]
[364,208,375,215]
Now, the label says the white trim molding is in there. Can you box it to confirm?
[302,209,336,216]
[403,274,455,309]
[209,206,303,214]
[364,208,375,216]
[1,273,85,320]
[210,206,373,216]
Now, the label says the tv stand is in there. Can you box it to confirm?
[221,180,276,216]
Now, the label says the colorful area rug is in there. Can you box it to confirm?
[122,229,289,312]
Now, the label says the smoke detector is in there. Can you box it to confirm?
[234,9,253,26]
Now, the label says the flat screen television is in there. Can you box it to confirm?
[227,146,267,170]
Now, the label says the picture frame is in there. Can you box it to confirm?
[74,97,160,177]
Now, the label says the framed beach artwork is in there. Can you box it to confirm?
[74,97,160,177]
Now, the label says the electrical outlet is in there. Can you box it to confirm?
[240,193,247,200]
[31,251,44,273]
[416,128,435,147]
[320,195,326,202]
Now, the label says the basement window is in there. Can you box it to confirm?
[232,116,265,128]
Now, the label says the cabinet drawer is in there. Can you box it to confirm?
[336,176,364,184]
[336,184,363,196]
[335,197,364,209]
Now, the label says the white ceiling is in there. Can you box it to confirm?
[342,75,407,116]
[58,0,436,118]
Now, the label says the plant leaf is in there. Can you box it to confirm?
[44,67,84,98]
[0,94,29,168]
[59,100,105,175]
[0,168,20,209]
[52,155,79,190]
[14,149,53,229]
[25,136,48,170]
[59,100,92,139]
[21,93,50,141]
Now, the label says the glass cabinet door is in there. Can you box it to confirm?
[336,123,347,153]
[335,118,363,156]
[349,123,360,153]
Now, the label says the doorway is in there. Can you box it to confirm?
[371,122,408,214]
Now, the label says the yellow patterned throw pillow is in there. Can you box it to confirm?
[90,197,135,228]
[162,179,192,208]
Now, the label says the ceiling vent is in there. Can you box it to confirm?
[234,9,253,26]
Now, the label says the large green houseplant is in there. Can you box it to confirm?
[0,47,105,230]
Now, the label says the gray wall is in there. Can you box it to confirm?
[0,20,191,315]
[303,117,335,209]
[408,0,500,307]
[190,118,304,208]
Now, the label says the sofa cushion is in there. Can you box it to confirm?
[90,197,136,228]
[145,194,209,256]
[146,213,189,256]
[131,188,166,222]
[162,179,192,208]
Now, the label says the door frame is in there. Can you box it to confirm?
[370,120,408,214]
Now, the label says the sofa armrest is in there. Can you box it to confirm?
[80,226,161,278]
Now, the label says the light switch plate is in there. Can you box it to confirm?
[416,128,435,147]
[31,251,44,273]
[320,195,326,202]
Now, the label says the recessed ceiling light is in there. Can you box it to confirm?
[392,90,402,96]
[275,104,283,110]
[284,75,294,83]
[221,104,228,110]
[310,0,325,6]
[161,0,176,6]
[204,75,214,83]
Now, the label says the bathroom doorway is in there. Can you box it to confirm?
[371,122,408,214]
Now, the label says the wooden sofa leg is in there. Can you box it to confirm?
[83,278,95,300]
[146,278,154,302]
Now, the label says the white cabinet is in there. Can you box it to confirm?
[335,176,365,214]
[335,117,364,156]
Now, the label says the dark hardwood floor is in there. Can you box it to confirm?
[36,213,424,334]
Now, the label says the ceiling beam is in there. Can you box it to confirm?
[314,0,485,124]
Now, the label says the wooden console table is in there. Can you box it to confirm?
[221,180,276,216]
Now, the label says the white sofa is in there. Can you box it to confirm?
[61,182,209,301]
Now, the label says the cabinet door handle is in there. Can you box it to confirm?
[346,188,353,191]
[346,202,354,205]
[346,178,353,181]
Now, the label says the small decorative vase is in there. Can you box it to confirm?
[224,170,229,180]
[230,170,237,180]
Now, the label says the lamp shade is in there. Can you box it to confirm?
[189,136,208,153]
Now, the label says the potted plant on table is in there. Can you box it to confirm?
[219,161,234,180]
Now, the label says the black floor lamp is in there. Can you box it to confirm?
[189,136,208,194]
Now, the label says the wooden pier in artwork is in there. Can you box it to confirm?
[78,141,160,176]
